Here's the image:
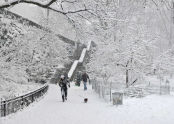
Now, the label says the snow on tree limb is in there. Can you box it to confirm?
[0,0,91,15]
[0,0,57,8]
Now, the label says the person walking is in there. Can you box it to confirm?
[82,72,90,90]
[75,71,81,86]
[58,74,70,102]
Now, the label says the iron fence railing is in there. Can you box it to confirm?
[92,79,172,102]
[0,85,48,117]
[92,80,113,102]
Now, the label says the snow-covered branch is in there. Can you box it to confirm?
[0,0,57,8]
[0,0,91,15]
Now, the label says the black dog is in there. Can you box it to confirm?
[84,98,88,103]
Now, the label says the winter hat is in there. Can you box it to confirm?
[61,75,65,79]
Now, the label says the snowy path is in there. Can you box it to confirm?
[2,84,174,124]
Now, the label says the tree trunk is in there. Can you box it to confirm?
[125,60,129,88]
[126,69,129,88]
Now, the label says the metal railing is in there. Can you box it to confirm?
[0,85,48,117]
[92,79,172,102]
[92,80,113,102]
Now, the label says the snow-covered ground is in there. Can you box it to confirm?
[1,83,174,124]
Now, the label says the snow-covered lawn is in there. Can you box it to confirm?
[1,83,174,124]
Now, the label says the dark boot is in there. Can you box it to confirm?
[62,95,65,102]
[65,89,67,100]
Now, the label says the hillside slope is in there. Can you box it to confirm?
[0,10,75,99]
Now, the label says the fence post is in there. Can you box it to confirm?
[31,94,34,102]
[102,85,104,98]
[92,79,94,90]
[110,82,112,102]
[0,99,1,117]
[99,84,101,98]
[21,96,24,108]
[0,98,1,117]
[95,82,97,93]
[3,101,6,116]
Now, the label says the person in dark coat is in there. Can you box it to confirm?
[75,71,81,86]
[82,72,90,90]
[58,75,70,102]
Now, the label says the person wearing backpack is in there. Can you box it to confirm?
[82,72,90,90]
[58,75,70,102]
[75,71,82,86]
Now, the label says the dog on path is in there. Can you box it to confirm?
[84,98,88,103]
